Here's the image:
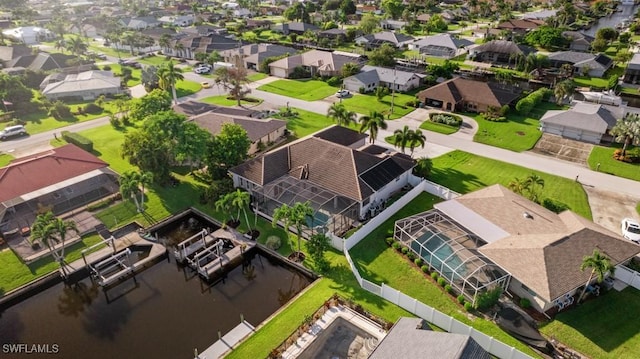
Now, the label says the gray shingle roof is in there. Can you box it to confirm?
[411,33,473,50]
[540,102,619,133]
[190,112,286,142]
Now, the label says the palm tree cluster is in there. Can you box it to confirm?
[507,173,545,203]
[326,103,356,127]
[157,61,184,104]
[393,125,427,157]
[272,202,314,261]
[359,110,387,144]
[215,189,253,232]
[577,249,615,303]
[30,211,78,278]
[119,170,153,213]
[610,114,640,157]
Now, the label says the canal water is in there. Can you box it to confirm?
[0,251,312,359]
[584,4,639,37]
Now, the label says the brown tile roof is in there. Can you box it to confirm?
[190,112,286,142]
[451,185,640,302]
[230,126,415,201]
[173,100,258,117]
[0,144,108,203]
[417,78,519,108]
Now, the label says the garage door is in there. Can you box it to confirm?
[541,123,563,136]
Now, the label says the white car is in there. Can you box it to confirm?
[335,90,350,98]
[621,218,640,243]
[194,65,211,74]
[0,125,27,140]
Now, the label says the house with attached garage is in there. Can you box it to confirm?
[547,51,613,78]
[408,33,473,59]
[355,31,415,50]
[41,70,124,101]
[343,65,425,93]
[539,102,623,144]
[416,77,520,113]
[268,50,363,78]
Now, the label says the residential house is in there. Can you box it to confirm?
[174,100,260,118]
[0,45,33,65]
[355,31,415,50]
[181,25,227,37]
[380,19,407,31]
[417,77,520,112]
[562,31,594,52]
[539,102,623,144]
[268,49,363,78]
[5,52,77,72]
[119,16,160,30]
[369,318,490,359]
[158,15,195,27]
[408,33,473,58]
[623,53,640,84]
[468,40,533,65]
[41,70,124,101]
[246,19,273,30]
[394,184,640,313]
[220,43,297,71]
[272,22,319,35]
[495,19,544,35]
[229,126,416,235]
[343,65,425,93]
[522,9,558,20]
[67,24,97,38]
[318,28,349,42]
[547,51,613,78]
[355,4,381,15]
[189,111,287,154]
[0,144,119,236]
[166,33,240,59]
[2,26,53,45]
[416,14,434,24]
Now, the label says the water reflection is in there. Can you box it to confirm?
[82,293,132,340]
[57,282,99,318]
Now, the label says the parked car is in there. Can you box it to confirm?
[0,125,27,140]
[96,54,107,60]
[622,218,640,243]
[194,65,211,74]
[335,89,350,98]
[201,81,212,89]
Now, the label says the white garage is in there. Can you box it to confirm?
[539,102,621,144]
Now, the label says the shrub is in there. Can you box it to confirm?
[83,103,103,114]
[520,298,531,309]
[429,113,462,126]
[386,229,394,237]
[102,65,111,71]
[438,277,447,287]
[516,88,549,114]
[445,284,452,293]
[265,236,282,250]
[431,272,439,280]
[474,287,503,311]
[61,131,93,152]
[421,265,429,273]
[414,258,422,266]
[326,76,341,87]
[358,86,366,94]
[464,302,473,311]
[407,252,415,261]
[542,198,570,213]
[457,294,466,304]
[48,101,72,120]
[86,196,116,211]
[385,237,394,246]
[401,246,409,255]
[109,114,121,128]
[392,242,401,250]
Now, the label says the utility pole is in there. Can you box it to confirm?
[390,68,396,114]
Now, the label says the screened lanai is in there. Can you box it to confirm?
[394,210,510,305]
[253,175,359,236]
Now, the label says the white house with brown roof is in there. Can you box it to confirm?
[395,185,640,314]
[268,49,363,78]
[229,126,415,235]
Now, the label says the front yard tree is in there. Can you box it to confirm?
[206,123,251,179]
[119,171,142,212]
[341,62,360,77]
[393,125,412,153]
[577,249,615,303]
[128,89,172,121]
[141,65,160,92]
[327,102,356,127]
[381,0,403,20]
[554,79,574,105]
[359,13,379,34]
[408,129,426,157]
[0,73,33,110]
[610,114,640,157]
[65,36,87,63]
[272,201,314,261]
[31,212,78,279]
[369,43,396,67]
[214,65,251,106]
[359,110,388,144]
[157,61,184,104]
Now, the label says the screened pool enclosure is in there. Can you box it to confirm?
[394,210,510,305]
[252,176,359,236]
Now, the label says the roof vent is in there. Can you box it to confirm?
[523,212,534,219]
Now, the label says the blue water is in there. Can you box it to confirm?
[411,232,466,279]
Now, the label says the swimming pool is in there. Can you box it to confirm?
[411,232,466,279]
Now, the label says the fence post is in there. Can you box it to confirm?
[413,298,418,313]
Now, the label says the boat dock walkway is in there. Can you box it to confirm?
[197,320,255,359]
[188,228,257,280]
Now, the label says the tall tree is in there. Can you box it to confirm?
[577,249,615,303]
[158,33,172,54]
[554,79,575,105]
[65,36,87,63]
[524,173,545,203]
[215,193,234,224]
[272,201,314,261]
[393,125,412,153]
[359,110,387,144]
[206,123,251,180]
[326,102,356,127]
[231,189,252,232]
[610,114,640,157]
[119,171,142,212]
[408,128,426,157]
[128,88,172,122]
[30,212,78,278]
[157,61,184,104]
[214,64,251,106]
[137,171,153,212]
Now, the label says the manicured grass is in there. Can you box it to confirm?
[574,65,625,89]
[0,234,104,294]
[200,95,264,107]
[18,100,118,136]
[420,120,460,135]
[137,55,171,66]
[587,145,640,181]
[0,153,14,167]
[101,63,141,87]
[470,102,564,152]
[276,107,359,138]
[350,192,540,358]
[257,79,338,101]
[540,287,640,359]
[175,79,202,97]
[87,43,130,59]
[430,150,592,219]
[247,73,268,82]
[341,93,417,120]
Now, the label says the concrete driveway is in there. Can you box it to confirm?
[531,134,594,166]
[584,185,640,234]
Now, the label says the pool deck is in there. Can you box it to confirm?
[197,321,255,359]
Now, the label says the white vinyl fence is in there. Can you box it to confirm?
[614,264,640,291]
[335,179,533,359]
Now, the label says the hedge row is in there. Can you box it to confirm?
[61,131,94,152]
[515,88,551,114]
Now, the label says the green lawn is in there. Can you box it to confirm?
[200,95,264,107]
[350,192,540,358]
[588,145,640,181]
[574,65,625,89]
[248,73,269,82]
[101,63,141,87]
[16,100,118,136]
[420,120,460,135]
[470,102,564,152]
[175,79,202,97]
[430,150,592,220]
[87,43,131,59]
[0,234,104,294]
[341,93,417,120]
[0,153,14,167]
[540,287,640,359]
[137,55,171,66]
[257,79,338,101]
[275,107,359,138]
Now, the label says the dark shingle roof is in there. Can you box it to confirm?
[417,78,520,108]
[190,112,286,142]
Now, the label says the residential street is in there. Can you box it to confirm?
[3,74,640,200]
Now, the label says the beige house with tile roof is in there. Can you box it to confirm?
[230,126,415,235]
[268,49,363,78]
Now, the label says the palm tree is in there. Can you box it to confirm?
[54,39,66,53]
[215,194,233,225]
[393,125,412,153]
[577,249,615,303]
[408,129,427,158]
[610,114,640,157]
[173,42,185,58]
[554,79,575,105]
[158,34,172,55]
[65,36,87,63]
[157,61,184,104]
[524,173,545,203]
[326,103,356,127]
[137,171,153,213]
[119,171,141,212]
[272,201,314,260]
[31,211,78,278]
[359,111,387,144]
[507,177,528,196]
[231,189,252,232]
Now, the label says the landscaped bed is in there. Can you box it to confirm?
[201,95,263,107]
[588,145,640,182]
[257,79,338,101]
[420,113,462,134]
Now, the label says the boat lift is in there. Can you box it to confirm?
[190,240,227,279]
[173,228,209,262]
[87,248,135,287]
